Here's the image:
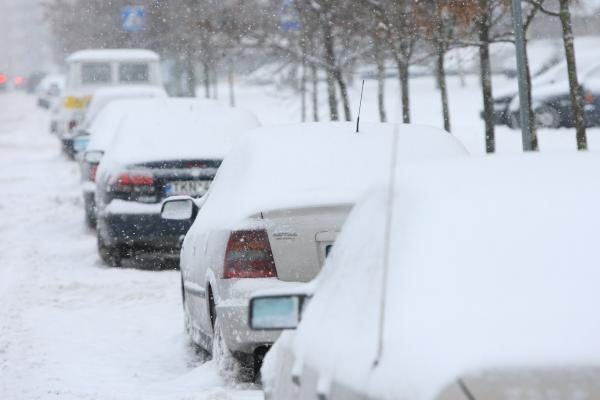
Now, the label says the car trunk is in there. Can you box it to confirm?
[130,159,221,202]
[263,204,353,282]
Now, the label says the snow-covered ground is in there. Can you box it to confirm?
[0,93,262,400]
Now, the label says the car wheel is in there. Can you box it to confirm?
[508,112,520,129]
[97,233,122,267]
[212,316,253,382]
[85,207,96,229]
[535,106,561,129]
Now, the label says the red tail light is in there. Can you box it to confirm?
[223,229,277,279]
[89,164,98,182]
[0,74,6,85]
[584,93,595,104]
[111,172,155,193]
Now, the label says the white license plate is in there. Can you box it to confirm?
[165,181,210,196]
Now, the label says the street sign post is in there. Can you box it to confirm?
[121,6,145,33]
[511,0,534,151]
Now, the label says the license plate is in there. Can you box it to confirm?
[165,180,210,196]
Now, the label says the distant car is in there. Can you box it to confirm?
[254,154,600,400]
[161,122,468,380]
[94,99,260,267]
[73,85,167,158]
[484,53,600,127]
[508,64,600,129]
[37,74,66,110]
[58,49,163,158]
[80,92,167,228]
[0,73,7,91]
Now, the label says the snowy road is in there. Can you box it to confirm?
[0,93,262,400]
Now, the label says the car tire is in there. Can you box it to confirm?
[535,105,561,129]
[97,233,122,267]
[212,316,253,382]
[85,208,96,229]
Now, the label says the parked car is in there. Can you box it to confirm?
[73,85,167,158]
[161,122,468,380]
[37,73,65,110]
[57,49,163,158]
[80,94,166,228]
[253,154,600,400]
[484,52,600,127]
[508,63,600,128]
[95,98,260,267]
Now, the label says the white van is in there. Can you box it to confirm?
[58,49,163,156]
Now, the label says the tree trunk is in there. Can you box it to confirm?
[559,0,587,150]
[300,49,307,122]
[183,50,196,98]
[523,47,539,151]
[203,62,210,99]
[228,58,235,107]
[322,21,339,121]
[334,69,352,121]
[478,0,495,153]
[311,62,319,122]
[212,66,218,100]
[375,38,387,123]
[397,61,411,123]
[436,44,451,133]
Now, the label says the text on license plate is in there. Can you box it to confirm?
[165,181,210,196]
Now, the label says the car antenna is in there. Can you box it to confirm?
[372,116,401,369]
[356,80,365,133]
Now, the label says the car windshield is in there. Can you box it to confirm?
[81,63,112,85]
[119,63,149,83]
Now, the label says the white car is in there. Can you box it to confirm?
[94,98,260,267]
[254,154,600,400]
[79,90,167,228]
[58,49,163,157]
[161,122,468,380]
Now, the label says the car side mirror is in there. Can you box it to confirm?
[83,150,104,164]
[161,196,198,222]
[249,294,308,330]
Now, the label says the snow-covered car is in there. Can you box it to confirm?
[80,95,165,228]
[94,99,260,267]
[73,85,167,159]
[58,49,163,157]
[160,122,468,380]
[36,73,66,111]
[253,154,600,400]
[509,63,600,129]
[486,52,599,127]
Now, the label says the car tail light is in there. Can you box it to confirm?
[110,172,156,203]
[0,74,6,85]
[584,93,595,104]
[89,164,98,182]
[223,229,278,279]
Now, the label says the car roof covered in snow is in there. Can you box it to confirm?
[195,122,468,230]
[295,153,600,400]
[66,49,160,63]
[104,98,261,165]
[83,85,167,128]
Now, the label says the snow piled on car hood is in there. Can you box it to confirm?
[287,153,600,400]
[105,98,261,165]
[195,122,468,230]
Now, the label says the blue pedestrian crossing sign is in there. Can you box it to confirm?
[121,6,145,33]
